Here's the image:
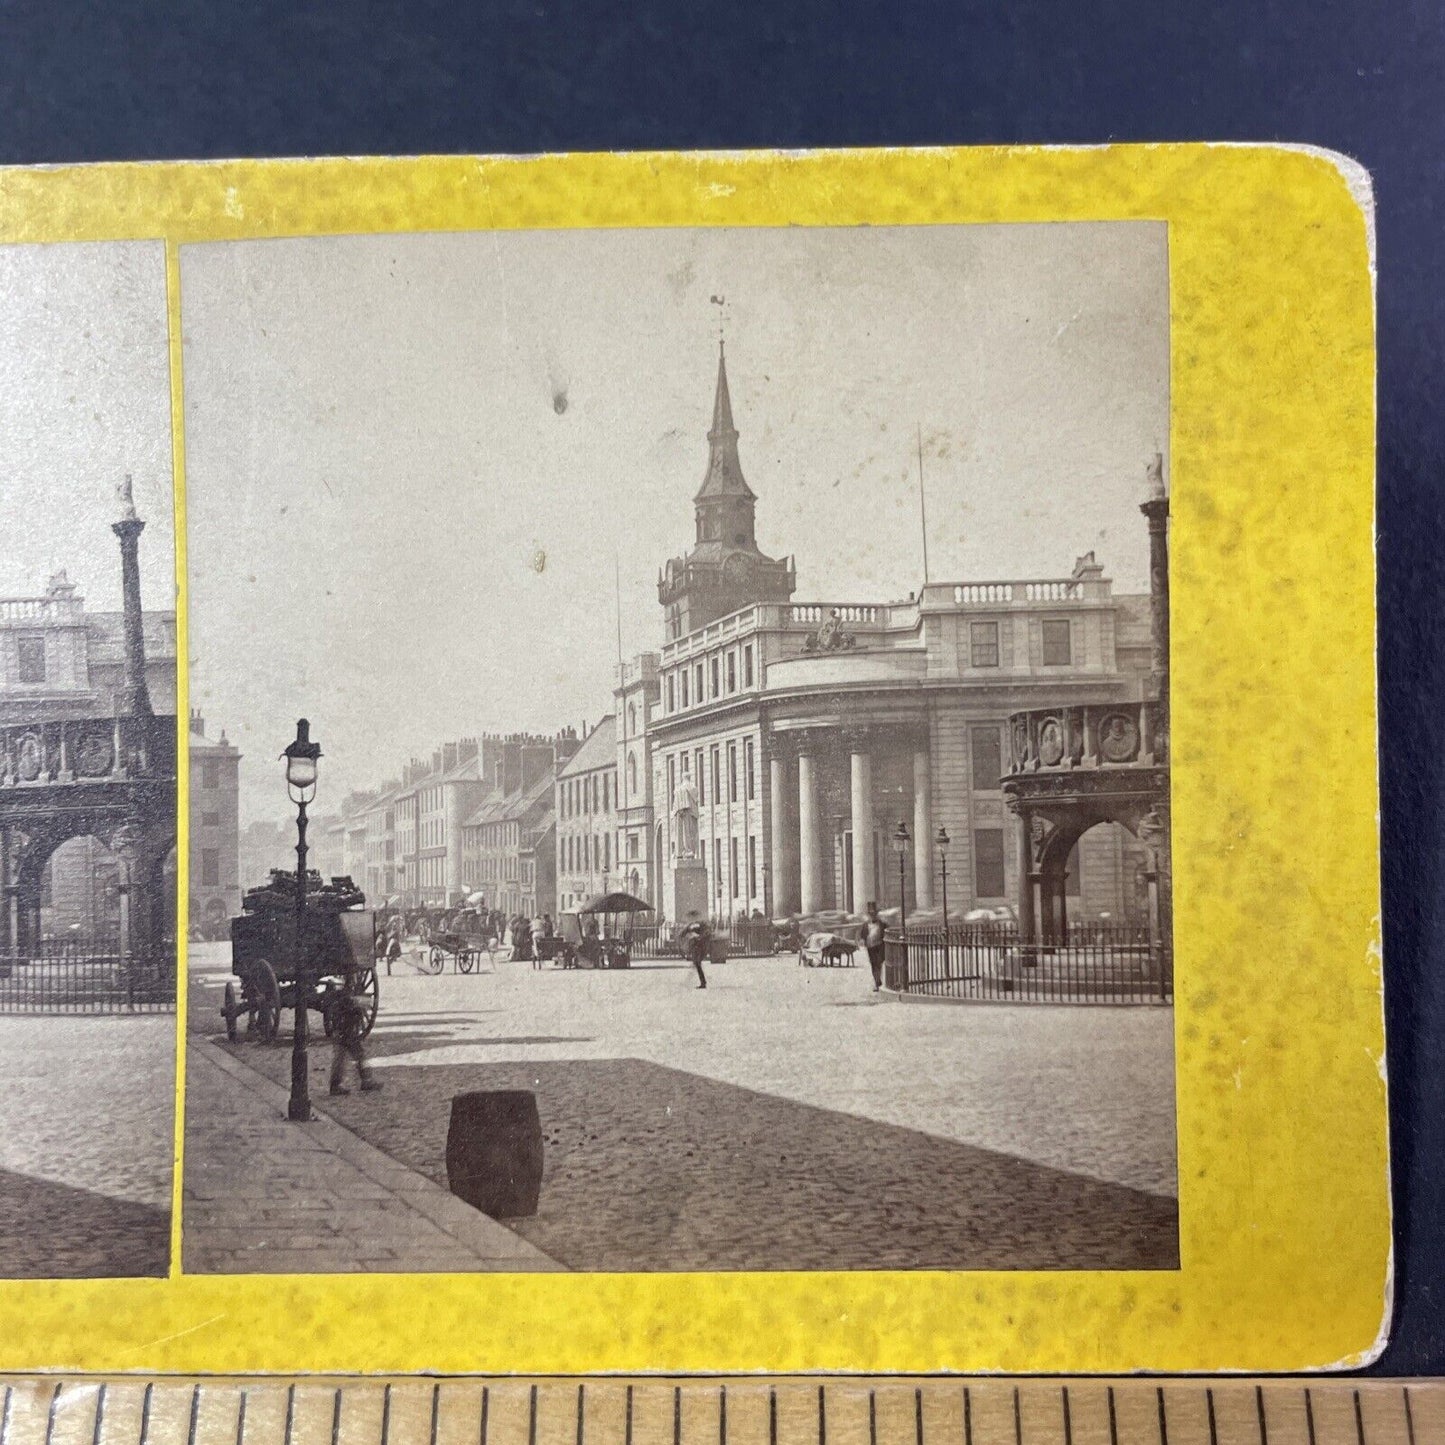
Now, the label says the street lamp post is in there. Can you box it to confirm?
[892,820,910,937]
[283,719,322,1123]
[935,826,950,927]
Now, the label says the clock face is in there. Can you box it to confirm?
[723,552,753,587]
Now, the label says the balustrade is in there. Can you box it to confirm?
[0,596,84,624]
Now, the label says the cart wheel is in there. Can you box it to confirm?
[458,950,476,975]
[223,981,239,1043]
[356,967,380,1037]
[426,945,445,975]
[252,960,281,1043]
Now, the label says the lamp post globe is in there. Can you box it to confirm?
[282,719,322,1123]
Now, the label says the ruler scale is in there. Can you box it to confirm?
[0,1383,1438,1445]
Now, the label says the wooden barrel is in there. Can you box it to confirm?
[445,1090,544,1218]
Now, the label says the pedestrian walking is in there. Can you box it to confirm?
[329,968,382,1096]
[679,913,710,989]
[862,901,887,992]
[384,916,404,976]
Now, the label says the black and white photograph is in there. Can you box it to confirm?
[0,241,179,1278]
[180,222,1176,1274]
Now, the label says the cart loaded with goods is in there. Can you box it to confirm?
[223,871,379,1043]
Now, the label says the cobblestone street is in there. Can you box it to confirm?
[0,1015,175,1277]
[187,943,1177,1271]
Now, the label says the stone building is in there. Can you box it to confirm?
[555,716,620,913]
[614,653,662,906]
[461,731,578,918]
[649,345,1153,926]
[0,491,177,964]
[188,712,241,938]
[391,741,488,907]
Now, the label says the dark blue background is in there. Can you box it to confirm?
[1,0,1440,1372]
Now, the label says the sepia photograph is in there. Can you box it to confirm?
[0,241,178,1278]
[180,221,1176,1274]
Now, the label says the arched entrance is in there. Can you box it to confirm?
[1001,698,1171,953]
[40,834,123,945]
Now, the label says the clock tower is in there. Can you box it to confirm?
[658,342,796,640]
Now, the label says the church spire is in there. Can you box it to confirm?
[695,340,755,503]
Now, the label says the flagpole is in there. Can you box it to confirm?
[917,423,930,586]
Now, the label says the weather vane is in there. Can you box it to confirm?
[709,293,726,348]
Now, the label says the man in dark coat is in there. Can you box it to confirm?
[329,967,381,1095]
[678,913,710,989]
[861,901,887,992]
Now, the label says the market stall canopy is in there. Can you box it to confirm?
[578,891,654,915]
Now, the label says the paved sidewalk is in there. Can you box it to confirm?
[183,1041,564,1274]
[0,1014,174,1277]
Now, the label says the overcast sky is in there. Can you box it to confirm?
[180,222,1167,825]
[0,241,175,611]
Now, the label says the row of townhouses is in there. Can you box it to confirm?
[302,342,1160,930]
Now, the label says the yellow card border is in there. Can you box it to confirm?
[0,145,1385,1375]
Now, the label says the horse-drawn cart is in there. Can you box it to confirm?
[223,871,380,1043]
[426,907,496,974]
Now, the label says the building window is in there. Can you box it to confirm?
[710,656,720,697]
[744,644,755,687]
[745,739,756,800]
[728,742,738,802]
[695,663,704,701]
[667,673,676,712]
[970,726,1003,791]
[711,746,720,801]
[974,829,1005,898]
[681,670,689,707]
[628,832,639,859]
[201,760,220,790]
[696,749,705,803]
[628,754,638,796]
[201,810,220,828]
[713,838,722,900]
[604,833,610,871]
[1042,619,1072,666]
[749,836,758,898]
[201,849,220,887]
[16,636,45,684]
[668,755,677,806]
[727,652,737,691]
[970,621,1000,668]
[730,838,739,897]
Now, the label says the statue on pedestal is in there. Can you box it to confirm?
[672,777,700,861]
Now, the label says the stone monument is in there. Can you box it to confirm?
[667,776,709,925]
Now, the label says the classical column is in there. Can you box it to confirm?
[798,749,823,914]
[850,747,875,913]
[769,751,797,914]
[112,477,154,719]
[1140,453,1171,699]
[912,747,933,911]
[1015,811,1037,945]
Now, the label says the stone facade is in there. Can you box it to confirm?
[643,355,1154,927]
[555,717,619,913]
[188,712,241,938]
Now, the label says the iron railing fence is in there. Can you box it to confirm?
[0,935,176,1013]
[884,921,1172,1005]
[616,917,780,960]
